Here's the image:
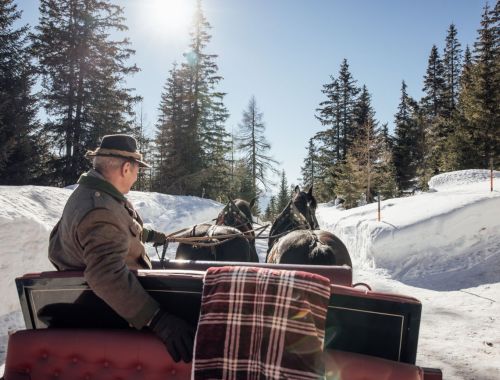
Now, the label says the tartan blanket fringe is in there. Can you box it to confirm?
[192,266,331,380]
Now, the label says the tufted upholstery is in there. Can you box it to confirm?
[3,329,191,380]
[3,329,440,380]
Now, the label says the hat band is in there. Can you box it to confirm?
[86,148,143,161]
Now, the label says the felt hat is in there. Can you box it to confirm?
[85,134,150,168]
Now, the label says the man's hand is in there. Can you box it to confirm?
[149,310,195,363]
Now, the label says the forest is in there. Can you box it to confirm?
[0,0,498,217]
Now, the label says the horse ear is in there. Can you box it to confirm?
[307,185,313,196]
[249,197,257,209]
[294,185,300,194]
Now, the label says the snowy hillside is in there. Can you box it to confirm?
[0,169,499,379]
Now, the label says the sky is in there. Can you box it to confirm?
[1,169,499,378]
[16,0,489,189]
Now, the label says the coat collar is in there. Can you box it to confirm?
[77,169,127,202]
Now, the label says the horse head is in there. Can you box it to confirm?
[291,185,319,230]
[216,197,256,234]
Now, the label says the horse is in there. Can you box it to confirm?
[266,186,352,266]
[175,198,259,262]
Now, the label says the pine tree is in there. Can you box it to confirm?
[349,86,379,202]
[393,81,421,191]
[374,125,398,199]
[153,64,187,193]
[334,153,364,209]
[316,76,341,161]
[314,59,359,202]
[465,2,500,167]
[32,0,141,186]
[237,96,279,195]
[443,24,462,116]
[180,0,229,196]
[421,45,446,119]
[0,0,48,185]
[234,159,257,207]
[300,138,317,189]
[132,104,152,192]
[264,195,277,222]
[276,170,290,213]
[337,59,360,157]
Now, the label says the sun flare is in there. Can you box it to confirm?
[139,0,193,39]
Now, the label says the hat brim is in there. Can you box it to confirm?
[86,151,151,168]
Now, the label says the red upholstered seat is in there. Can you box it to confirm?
[3,329,191,380]
[3,329,440,380]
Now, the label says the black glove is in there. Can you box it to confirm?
[149,310,195,363]
[148,230,167,245]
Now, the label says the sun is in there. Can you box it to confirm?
[139,0,193,39]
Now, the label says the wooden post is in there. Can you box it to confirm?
[377,193,381,222]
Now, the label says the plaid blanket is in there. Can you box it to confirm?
[192,266,331,380]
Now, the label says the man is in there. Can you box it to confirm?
[49,134,194,363]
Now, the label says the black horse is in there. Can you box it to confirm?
[175,198,259,262]
[266,186,352,266]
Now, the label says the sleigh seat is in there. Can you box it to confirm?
[3,329,441,380]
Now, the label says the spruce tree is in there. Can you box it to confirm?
[276,170,290,213]
[0,0,48,184]
[237,96,279,195]
[300,138,317,189]
[32,0,141,185]
[132,105,152,192]
[181,0,230,196]
[264,195,277,222]
[334,153,363,209]
[467,2,499,167]
[349,86,379,202]
[452,3,499,169]
[314,59,359,201]
[451,45,477,169]
[337,59,360,157]
[154,64,188,193]
[316,76,341,161]
[373,123,398,199]
[443,24,462,115]
[421,45,446,119]
[393,81,421,191]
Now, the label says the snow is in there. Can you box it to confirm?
[1,169,499,379]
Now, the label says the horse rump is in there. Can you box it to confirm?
[175,224,254,262]
[267,230,352,267]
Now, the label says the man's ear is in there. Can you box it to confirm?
[121,161,132,176]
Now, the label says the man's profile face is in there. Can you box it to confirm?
[122,160,139,192]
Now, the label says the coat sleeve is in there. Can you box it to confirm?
[77,208,159,329]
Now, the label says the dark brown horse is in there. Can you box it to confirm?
[175,198,259,262]
[266,186,352,266]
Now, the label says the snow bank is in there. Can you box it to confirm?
[428,169,499,191]
[317,169,500,290]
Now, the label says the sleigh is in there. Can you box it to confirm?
[3,261,442,379]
